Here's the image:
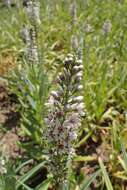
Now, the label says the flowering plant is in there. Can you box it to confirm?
[44,53,84,186]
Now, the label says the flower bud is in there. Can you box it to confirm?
[74,96,84,102]
[76,59,83,65]
[65,56,74,64]
[63,68,68,76]
[51,91,59,99]
[44,53,85,184]
[70,103,78,110]
[76,76,82,82]
[102,19,112,35]
[58,72,65,81]
[64,104,71,111]
[73,65,83,72]
[77,84,83,90]
[69,132,77,141]
[76,103,85,116]
[76,71,83,78]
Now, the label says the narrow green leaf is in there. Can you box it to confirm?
[73,155,96,162]
[26,95,36,109]
[16,180,33,190]
[75,130,93,148]
[98,157,114,190]
[80,169,100,190]
[15,159,33,173]
[121,143,127,172]
[35,178,51,190]
[16,161,46,189]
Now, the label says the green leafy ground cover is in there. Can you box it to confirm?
[0,0,127,189]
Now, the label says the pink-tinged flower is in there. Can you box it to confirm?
[44,54,85,184]
[102,19,112,35]
[77,103,85,116]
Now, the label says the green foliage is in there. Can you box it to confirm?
[99,157,114,190]
[80,169,101,190]
[9,61,48,141]
[16,161,47,189]
[0,0,127,189]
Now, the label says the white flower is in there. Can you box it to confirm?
[63,113,81,130]
[73,65,83,72]
[73,96,84,102]
[76,76,82,82]
[71,35,78,50]
[76,71,83,78]
[65,56,73,64]
[0,158,7,174]
[70,1,77,24]
[33,1,41,24]
[77,102,84,109]
[76,59,83,65]
[69,131,77,141]
[44,54,85,183]
[84,23,93,33]
[70,103,77,110]
[76,103,85,116]
[1,159,5,166]
[102,19,112,35]
[4,0,11,8]
[77,84,83,90]
[45,96,55,107]
[51,91,59,99]
[63,120,73,131]
[24,0,41,24]
[24,1,33,17]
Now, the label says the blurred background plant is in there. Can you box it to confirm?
[0,0,127,189]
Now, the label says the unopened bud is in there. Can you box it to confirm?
[76,76,82,82]
[76,72,83,78]
[51,91,59,99]
[76,59,82,65]
[59,73,65,81]
[73,65,83,72]
[64,104,71,111]
[77,85,83,90]
[65,56,73,64]
[74,96,84,102]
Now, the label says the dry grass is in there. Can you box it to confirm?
[0,49,17,76]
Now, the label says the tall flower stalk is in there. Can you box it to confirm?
[4,0,11,8]
[44,54,84,186]
[70,0,77,27]
[69,0,79,53]
[21,0,41,64]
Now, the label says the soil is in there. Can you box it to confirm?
[0,81,20,159]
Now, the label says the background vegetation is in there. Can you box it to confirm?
[0,0,127,189]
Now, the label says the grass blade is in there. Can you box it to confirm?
[35,178,51,190]
[80,169,100,190]
[15,159,33,173]
[98,157,114,190]
[16,161,46,189]
[16,180,33,190]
